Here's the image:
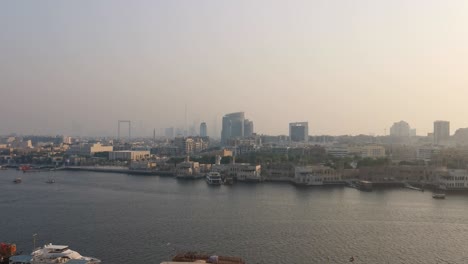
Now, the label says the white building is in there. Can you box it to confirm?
[213,163,262,182]
[108,150,150,161]
[437,169,468,190]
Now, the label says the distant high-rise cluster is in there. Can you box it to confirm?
[221,112,254,144]
[434,120,450,145]
[289,122,309,142]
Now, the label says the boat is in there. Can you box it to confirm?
[206,172,222,185]
[432,193,446,199]
[45,177,55,184]
[13,178,22,184]
[163,252,245,264]
[356,180,373,192]
[224,177,234,185]
[0,166,7,170]
[30,243,100,264]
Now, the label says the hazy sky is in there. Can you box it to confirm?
[1,0,468,137]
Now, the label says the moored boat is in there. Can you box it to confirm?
[13,178,22,184]
[30,243,101,264]
[432,193,446,199]
[163,252,245,264]
[206,172,222,186]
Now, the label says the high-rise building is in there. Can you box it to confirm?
[244,119,254,137]
[221,112,245,144]
[200,122,207,137]
[434,120,450,145]
[289,122,309,142]
[390,121,410,137]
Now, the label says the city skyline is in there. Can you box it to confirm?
[2,1,468,136]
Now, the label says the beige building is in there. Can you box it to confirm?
[66,142,113,156]
[361,145,386,158]
[109,150,150,161]
[294,165,341,185]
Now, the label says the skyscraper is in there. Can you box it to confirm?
[244,119,254,137]
[200,122,207,137]
[289,122,309,142]
[434,120,450,145]
[390,121,411,137]
[221,112,245,144]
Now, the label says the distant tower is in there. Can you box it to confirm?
[200,122,207,137]
[221,112,245,144]
[153,128,156,142]
[434,120,450,145]
[244,119,254,137]
[289,122,309,142]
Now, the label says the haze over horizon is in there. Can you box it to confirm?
[2,1,468,137]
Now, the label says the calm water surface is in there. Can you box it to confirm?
[1,170,468,263]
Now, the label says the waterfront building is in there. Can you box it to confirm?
[130,161,157,170]
[294,165,341,185]
[437,169,468,190]
[200,122,207,137]
[66,142,113,157]
[434,120,450,145]
[221,112,245,144]
[289,122,309,142]
[108,150,150,161]
[175,157,201,178]
[213,163,262,182]
[263,163,295,182]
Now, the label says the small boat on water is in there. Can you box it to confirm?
[45,179,55,184]
[163,252,245,264]
[433,193,446,199]
[206,172,222,186]
[28,243,101,264]
[13,178,22,184]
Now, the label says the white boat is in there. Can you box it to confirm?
[206,172,222,185]
[30,244,101,264]
[432,193,446,199]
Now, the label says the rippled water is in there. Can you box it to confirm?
[1,169,468,263]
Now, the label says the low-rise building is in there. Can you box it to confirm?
[67,143,113,157]
[361,145,386,158]
[109,150,150,161]
[437,169,468,190]
[294,165,341,185]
